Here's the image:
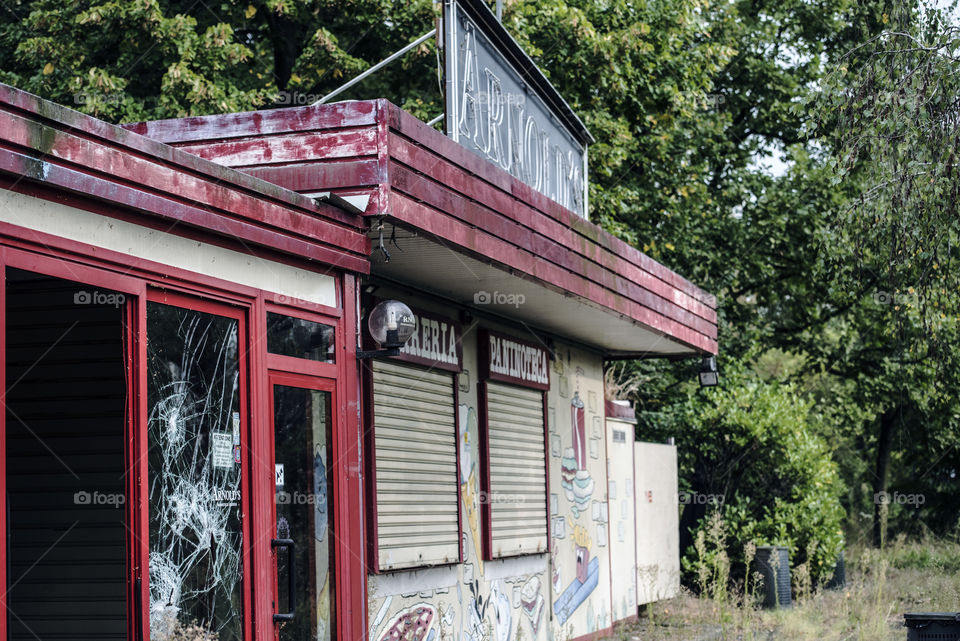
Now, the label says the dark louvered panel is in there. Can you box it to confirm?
[5,269,127,640]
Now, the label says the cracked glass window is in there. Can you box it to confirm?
[147,301,243,641]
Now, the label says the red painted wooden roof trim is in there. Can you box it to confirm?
[0,84,370,275]
[127,100,718,354]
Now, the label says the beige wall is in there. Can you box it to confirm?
[634,442,680,604]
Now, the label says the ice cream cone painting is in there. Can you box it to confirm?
[570,392,586,468]
[463,470,483,573]
[560,392,594,518]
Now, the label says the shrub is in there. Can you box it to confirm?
[651,357,846,587]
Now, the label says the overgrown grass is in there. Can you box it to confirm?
[610,536,960,641]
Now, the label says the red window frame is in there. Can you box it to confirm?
[0,245,146,641]
[0,220,364,641]
[265,371,337,633]
[146,287,254,641]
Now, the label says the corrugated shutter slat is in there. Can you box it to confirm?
[485,381,548,558]
[373,359,459,570]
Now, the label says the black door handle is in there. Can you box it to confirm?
[272,538,296,623]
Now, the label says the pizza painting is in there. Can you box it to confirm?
[377,604,437,641]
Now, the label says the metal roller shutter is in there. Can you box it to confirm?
[486,382,548,557]
[372,359,459,570]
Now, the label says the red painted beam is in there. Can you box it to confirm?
[385,159,717,339]
[389,193,717,354]
[0,145,369,274]
[122,100,380,143]
[176,128,379,168]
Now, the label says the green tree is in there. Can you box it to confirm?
[809,3,960,545]
[0,0,440,121]
[635,355,845,585]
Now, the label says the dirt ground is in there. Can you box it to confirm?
[602,542,960,641]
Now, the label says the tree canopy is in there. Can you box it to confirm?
[2,0,958,566]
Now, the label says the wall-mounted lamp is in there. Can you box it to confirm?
[699,355,719,388]
[357,299,417,359]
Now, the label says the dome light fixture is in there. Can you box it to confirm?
[358,300,417,359]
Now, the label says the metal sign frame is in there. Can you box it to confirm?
[442,0,593,218]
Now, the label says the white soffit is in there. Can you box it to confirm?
[0,189,338,306]
[368,231,699,357]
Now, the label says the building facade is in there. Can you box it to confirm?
[0,79,715,641]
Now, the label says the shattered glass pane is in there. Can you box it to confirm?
[273,385,334,641]
[147,302,243,641]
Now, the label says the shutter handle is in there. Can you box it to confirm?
[272,538,296,623]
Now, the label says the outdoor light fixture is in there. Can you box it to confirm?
[699,355,719,388]
[357,299,416,359]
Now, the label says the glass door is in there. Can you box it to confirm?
[146,296,247,641]
[269,375,335,641]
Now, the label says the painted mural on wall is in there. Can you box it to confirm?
[547,356,611,637]
[367,329,612,641]
[459,403,484,575]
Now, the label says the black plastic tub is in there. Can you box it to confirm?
[904,613,960,641]
[754,545,791,609]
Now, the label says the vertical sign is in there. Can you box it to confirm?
[443,0,594,218]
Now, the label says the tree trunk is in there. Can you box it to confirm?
[872,407,898,547]
[266,13,305,91]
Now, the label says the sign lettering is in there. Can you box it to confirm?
[443,0,593,217]
[480,329,551,390]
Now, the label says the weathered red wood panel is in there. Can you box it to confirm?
[386,158,717,339]
[123,101,379,143]
[386,131,716,325]
[389,192,717,353]
[0,84,370,275]
[176,129,379,167]
[122,97,719,353]
[243,160,382,193]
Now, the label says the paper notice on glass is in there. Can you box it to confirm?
[212,432,234,469]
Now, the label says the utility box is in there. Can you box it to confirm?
[605,402,638,622]
[634,441,681,605]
